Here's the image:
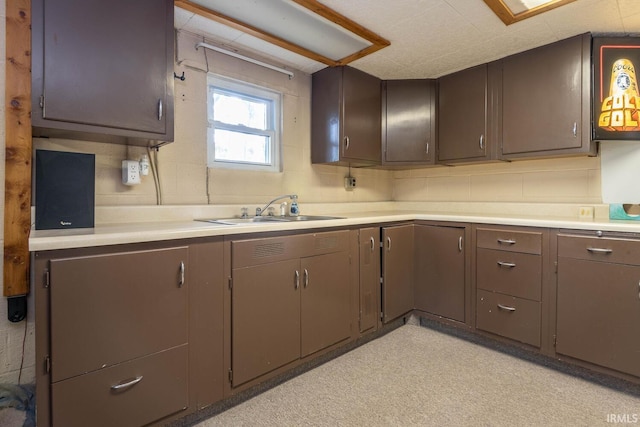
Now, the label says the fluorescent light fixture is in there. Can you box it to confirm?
[175,0,390,66]
[484,0,577,25]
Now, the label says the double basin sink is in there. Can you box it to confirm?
[198,215,344,226]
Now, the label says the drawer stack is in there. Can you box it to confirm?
[475,227,544,347]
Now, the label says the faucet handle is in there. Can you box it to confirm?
[241,207,248,218]
[255,207,262,216]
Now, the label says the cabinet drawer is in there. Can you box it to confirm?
[476,249,541,301]
[52,344,188,427]
[477,228,542,254]
[50,247,188,382]
[476,290,541,347]
[558,235,640,266]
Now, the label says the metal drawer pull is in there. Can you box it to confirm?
[344,136,350,150]
[458,236,463,252]
[586,247,612,254]
[497,304,516,312]
[370,236,375,251]
[294,270,300,290]
[497,238,516,245]
[158,99,163,121]
[303,269,309,288]
[178,261,185,287]
[497,261,516,268]
[387,236,392,251]
[479,134,484,150]
[425,142,430,154]
[111,376,143,391]
[572,121,577,137]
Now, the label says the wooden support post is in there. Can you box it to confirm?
[4,0,32,301]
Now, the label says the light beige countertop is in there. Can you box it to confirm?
[29,202,640,252]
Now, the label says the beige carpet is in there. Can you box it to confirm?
[195,325,640,426]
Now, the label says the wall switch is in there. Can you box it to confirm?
[122,160,141,185]
[344,176,356,191]
[579,206,594,220]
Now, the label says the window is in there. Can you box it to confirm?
[207,74,282,171]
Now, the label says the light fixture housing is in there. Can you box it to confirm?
[483,0,578,25]
[174,0,390,66]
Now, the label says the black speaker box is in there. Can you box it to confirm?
[35,150,95,230]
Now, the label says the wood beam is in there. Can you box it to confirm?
[4,0,32,298]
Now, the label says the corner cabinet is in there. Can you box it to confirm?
[381,224,415,323]
[500,33,595,159]
[437,63,501,165]
[31,0,175,146]
[312,66,381,166]
[382,79,437,166]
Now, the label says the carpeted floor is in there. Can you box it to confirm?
[195,324,640,427]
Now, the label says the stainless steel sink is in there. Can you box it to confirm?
[196,215,343,225]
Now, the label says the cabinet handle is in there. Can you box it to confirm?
[497,261,516,268]
[458,236,463,252]
[497,238,516,245]
[344,136,350,150]
[303,269,309,288]
[586,247,612,254]
[425,141,430,155]
[111,376,143,391]
[370,236,375,252]
[178,261,185,287]
[387,236,392,251]
[294,270,300,289]
[479,134,484,150]
[497,304,516,312]
[158,99,163,121]
[572,122,577,137]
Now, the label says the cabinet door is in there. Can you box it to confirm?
[300,251,351,357]
[502,34,591,158]
[382,225,414,323]
[33,0,173,140]
[557,257,640,377]
[359,228,381,333]
[342,66,382,163]
[414,225,466,322]
[438,64,488,163]
[49,247,188,383]
[232,259,301,386]
[383,80,436,164]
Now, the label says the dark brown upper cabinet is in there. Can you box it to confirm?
[437,63,501,164]
[31,0,175,147]
[500,33,595,159]
[382,79,437,166]
[312,66,382,166]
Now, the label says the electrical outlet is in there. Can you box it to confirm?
[122,160,141,185]
[344,176,356,191]
[579,206,594,220]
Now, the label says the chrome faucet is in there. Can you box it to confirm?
[256,194,297,216]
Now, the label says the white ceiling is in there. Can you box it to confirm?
[174,0,640,79]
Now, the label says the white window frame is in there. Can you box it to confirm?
[207,73,282,172]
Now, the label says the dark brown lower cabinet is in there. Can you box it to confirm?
[557,235,640,377]
[381,224,414,323]
[230,231,352,388]
[34,240,225,427]
[359,227,381,333]
[414,224,466,322]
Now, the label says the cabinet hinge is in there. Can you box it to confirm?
[228,277,233,290]
[39,95,44,109]
[45,356,51,374]
[228,369,233,383]
[380,311,384,320]
[379,277,383,285]
[554,261,558,274]
[44,270,50,288]
[553,335,557,347]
